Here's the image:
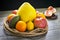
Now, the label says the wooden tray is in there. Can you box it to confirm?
[4,19,48,37]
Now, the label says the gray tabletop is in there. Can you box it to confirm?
[0,8,60,40]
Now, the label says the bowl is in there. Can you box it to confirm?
[4,18,48,37]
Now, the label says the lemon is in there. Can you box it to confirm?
[37,12,46,19]
[27,21,34,31]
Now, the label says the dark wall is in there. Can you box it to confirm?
[0,0,60,11]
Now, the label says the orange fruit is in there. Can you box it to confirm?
[7,14,15,22]
[16,21,26,32]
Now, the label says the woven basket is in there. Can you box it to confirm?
[4,19,48,37]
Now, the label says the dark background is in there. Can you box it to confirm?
[0,0,60,11]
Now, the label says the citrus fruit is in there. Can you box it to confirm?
[7,14,15,22]
[16,21,26,32]
[36,12,46,19]
[27,21,34,31]
[17,2,36,22]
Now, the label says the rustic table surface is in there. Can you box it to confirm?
[0,8,60,40]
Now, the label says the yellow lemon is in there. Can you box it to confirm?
[36,12,46,19]
[27,21,34,31]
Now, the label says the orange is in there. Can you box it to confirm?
[7,14,15,22]
[16,21,26,32]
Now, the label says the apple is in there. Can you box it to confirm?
[34,18,47,28]
[12,10,17,14]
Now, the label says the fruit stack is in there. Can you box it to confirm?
[4,2,48,37]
